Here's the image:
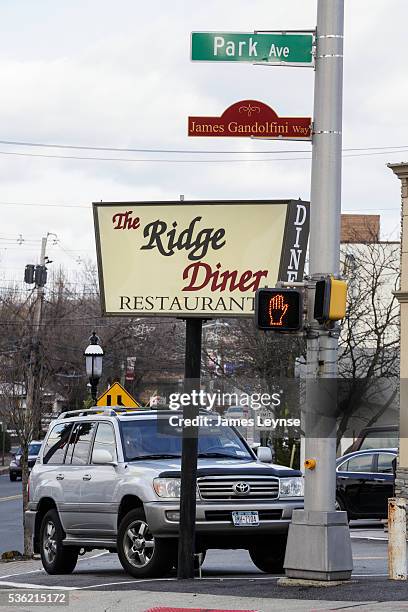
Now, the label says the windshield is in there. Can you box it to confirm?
[121,418,253,461]
[16,444,42,456]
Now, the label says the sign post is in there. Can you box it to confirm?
[93,199,309,580]
[177,318,202,579]
[283,0,353,581]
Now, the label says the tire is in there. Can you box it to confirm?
[117,508,174,578]
[9,472,17,482]
[249,535,287,574]
[40,509,78,575]
[335,496,350,521]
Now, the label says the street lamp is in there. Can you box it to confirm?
[84,331,104,404]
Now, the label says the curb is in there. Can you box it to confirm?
[0,466,8,475]
[278,577,354,587]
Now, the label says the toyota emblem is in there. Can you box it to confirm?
[233,481,251,495]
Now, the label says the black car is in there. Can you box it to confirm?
[9,441,42,481]
[336,448,397,519]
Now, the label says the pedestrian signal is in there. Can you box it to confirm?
[255,288,303,331]
[314,277,347,323]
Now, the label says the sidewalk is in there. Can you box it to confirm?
[1,557,408,610]
[1,582,408,612]
[350,527,388,541]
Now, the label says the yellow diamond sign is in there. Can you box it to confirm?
[97,382,140,408]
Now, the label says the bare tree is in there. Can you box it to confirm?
[336,239,400,448]
[0,271,186,556]
[0,287,35,556]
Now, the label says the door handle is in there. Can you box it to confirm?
[56,474,64,481]
[83,474,92,481]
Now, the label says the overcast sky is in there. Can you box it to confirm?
[0,0,407,287]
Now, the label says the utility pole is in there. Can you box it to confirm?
[26,235,49,440]
[284,0,353,581]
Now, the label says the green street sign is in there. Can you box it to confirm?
[191,32,314,66]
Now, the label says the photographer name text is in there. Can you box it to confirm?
[168,415,300,429]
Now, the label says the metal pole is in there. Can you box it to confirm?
[388,497,407,580]
[284,0,353,580]
[177,317,202,579]
[90,380,98,404]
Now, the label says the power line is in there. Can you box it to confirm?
[1,137,408,155]
[0,149,312,163]
[0,200,88,208]
[0,199,400,212]
[0,148,407,164]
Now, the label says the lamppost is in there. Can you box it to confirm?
[84,332,104,404]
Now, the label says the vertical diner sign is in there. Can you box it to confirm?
[93,200,309,318]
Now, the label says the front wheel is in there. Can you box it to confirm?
[9,472,17,482]
[335,496,350,521]
[117,508,174,578]
[40,509,78,574]
[249,534,287,574]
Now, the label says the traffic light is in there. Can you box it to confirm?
[24,264,35,284]
[255,288,303,332]
[314,277,347,323]
[34,265,47,288]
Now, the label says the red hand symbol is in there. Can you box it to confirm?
[268,294,289,326]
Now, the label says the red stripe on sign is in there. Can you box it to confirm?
[145,608,256,612]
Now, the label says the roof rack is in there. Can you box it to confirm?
[59,406,130,419]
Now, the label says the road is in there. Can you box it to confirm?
[0,536,392,583]
[0,473,23,553]
[2,473,406,610]
[0,537,406,611]
[0,473,387,555]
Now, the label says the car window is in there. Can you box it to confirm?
[377,453,396,474]
[28,444,42,455]
[65,422,96,465]
[344,454,374,473]
[360,435,399,450]
[92,423,117,463]
[43,423,73,465]
[337,459,348,471]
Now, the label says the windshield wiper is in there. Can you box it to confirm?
[127,453,181,461]
[197,452,250,459]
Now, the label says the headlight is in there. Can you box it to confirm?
[279,477,304,497]
[10,461,17,468]
[153,478,181,498]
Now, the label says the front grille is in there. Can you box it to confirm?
[205,510,282,521]
[197,476,279,500]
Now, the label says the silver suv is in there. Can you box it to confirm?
[26,408,303,578]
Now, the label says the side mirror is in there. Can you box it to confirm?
[257,446,273,463]
[92,449,116,466]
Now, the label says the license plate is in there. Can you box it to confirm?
[232,511,259,526]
